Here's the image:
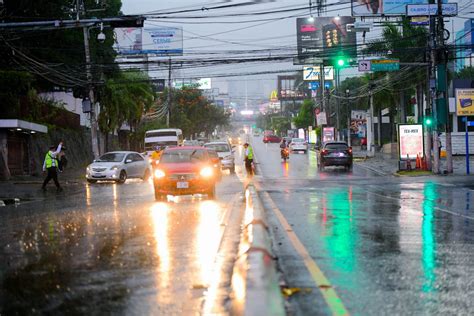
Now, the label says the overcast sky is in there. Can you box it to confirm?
[120,0,472,104]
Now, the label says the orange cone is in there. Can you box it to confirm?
[416,154,421,169]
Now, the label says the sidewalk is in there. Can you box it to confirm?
[355,150,474,176]
[0,169,85,202]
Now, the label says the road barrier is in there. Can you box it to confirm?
[230,183,285,316]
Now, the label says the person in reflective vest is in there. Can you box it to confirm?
[42,141,63,192]
[243,143,254,177]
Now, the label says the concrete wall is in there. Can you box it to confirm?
[39,92,90,127]
[440,132,474,155]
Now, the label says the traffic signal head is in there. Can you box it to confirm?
[424,116,433,126]
[337,58,345,67]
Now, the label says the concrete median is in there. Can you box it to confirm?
[230,184,285,316]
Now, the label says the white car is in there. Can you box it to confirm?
[204,142,235,174]
[289,138,308,153]
[86,151,151,184]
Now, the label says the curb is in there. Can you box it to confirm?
[0,198,20,207]
[230,184,285,316]
[355,162,391,176]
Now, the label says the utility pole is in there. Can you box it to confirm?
[77,0,100,158]
[429,4,440,173]
[346,89,351,146]
[335,68,341,140]
[437,0,453,173]
[166,57,172,127]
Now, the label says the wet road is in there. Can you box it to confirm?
[0,157,247,314]
[252,136,474,315]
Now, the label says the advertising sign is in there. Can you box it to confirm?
[296,17,356,60]
[323,127,335,142]
[114,26,183,56]
[456,89,474,116]
[352,0,428,16]
[197,78,211,90]
[406,3,458,16]
[398,124,424,160]
[309,130,317,144]
[303,66,334,81]
[351,110,367,137]
[317,112,327,126]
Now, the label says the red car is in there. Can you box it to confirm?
[263,135,281,143]
[152,147,219,200]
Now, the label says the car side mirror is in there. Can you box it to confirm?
[125,159,133,164]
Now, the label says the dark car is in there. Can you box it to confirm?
[152,147,218,200]
[263,135,281,143]
[317,141,353,171]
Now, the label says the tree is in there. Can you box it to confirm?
[293,99,314,128]
[154,87,230,139]
[97,70,155,151]
[455,66,474,79]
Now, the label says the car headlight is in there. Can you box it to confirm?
[86,166,91,172]
[154,169,166,178]
[110,165,120,170]
[200,167,213,178]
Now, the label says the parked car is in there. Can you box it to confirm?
[86,151,151,184]
[289,138,308,153]
[152,147,218,200]
[204,141,235,174]
[263,135,281,143]
[317,142,353,171]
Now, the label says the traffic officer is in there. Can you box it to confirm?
[150,145,164,166]
[243,142,254,177]
[42,141,63,192]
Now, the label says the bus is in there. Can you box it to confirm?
[144,129,183,154]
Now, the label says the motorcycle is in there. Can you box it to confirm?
[281,148,290,162]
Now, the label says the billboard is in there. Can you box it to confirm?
[323,127,335,142]
[115,26,183,56]
[303,66,334,81]
[352,0,428,16]
[296,17,356,60]
[351,110,367,137]
[398,124,424,160]
[456,89,474,116]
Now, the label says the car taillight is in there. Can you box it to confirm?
[321,149,328,155]
[348,147,352,154]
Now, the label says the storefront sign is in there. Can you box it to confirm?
[456,88,474,116]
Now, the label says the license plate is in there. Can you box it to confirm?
[177,181,189,189]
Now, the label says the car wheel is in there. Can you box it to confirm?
[117,170,127,184]
[142,169,151,181]
[207,185,216,199]
[87,179,97,184]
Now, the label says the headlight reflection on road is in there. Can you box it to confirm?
[196,201,221,285]
[151,202,171,302]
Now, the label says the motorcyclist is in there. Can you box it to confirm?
[280,139,289,159]
[150,145,164,166]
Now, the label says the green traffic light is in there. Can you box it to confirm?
[424,117,432,126]
[337,59,345,67]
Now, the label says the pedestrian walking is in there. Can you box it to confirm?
[42,141,63,192]
[243,142,254,177]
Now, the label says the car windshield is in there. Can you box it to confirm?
[292,138,305,143]
[160,150,207,163]
[204,144,230,152]
[325,143,348,150]
[97,153,125,162]
[145,141,177,151]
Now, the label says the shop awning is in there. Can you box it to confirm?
[0,119,48,134]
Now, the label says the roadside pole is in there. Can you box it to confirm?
[367,82,375,157]
[83,26,100,159]
[429,9,440,173]
[167,57,172,127]
[465,117,470,174]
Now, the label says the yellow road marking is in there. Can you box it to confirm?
[262,191,350,316]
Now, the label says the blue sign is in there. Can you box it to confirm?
[309,82,320,90]
[324,81,333,89]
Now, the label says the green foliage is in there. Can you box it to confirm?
[97,71,155,134]
[293,99,314,128]
[271,116,291,135]
[155,87,230,138]
[455,67,474,79]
